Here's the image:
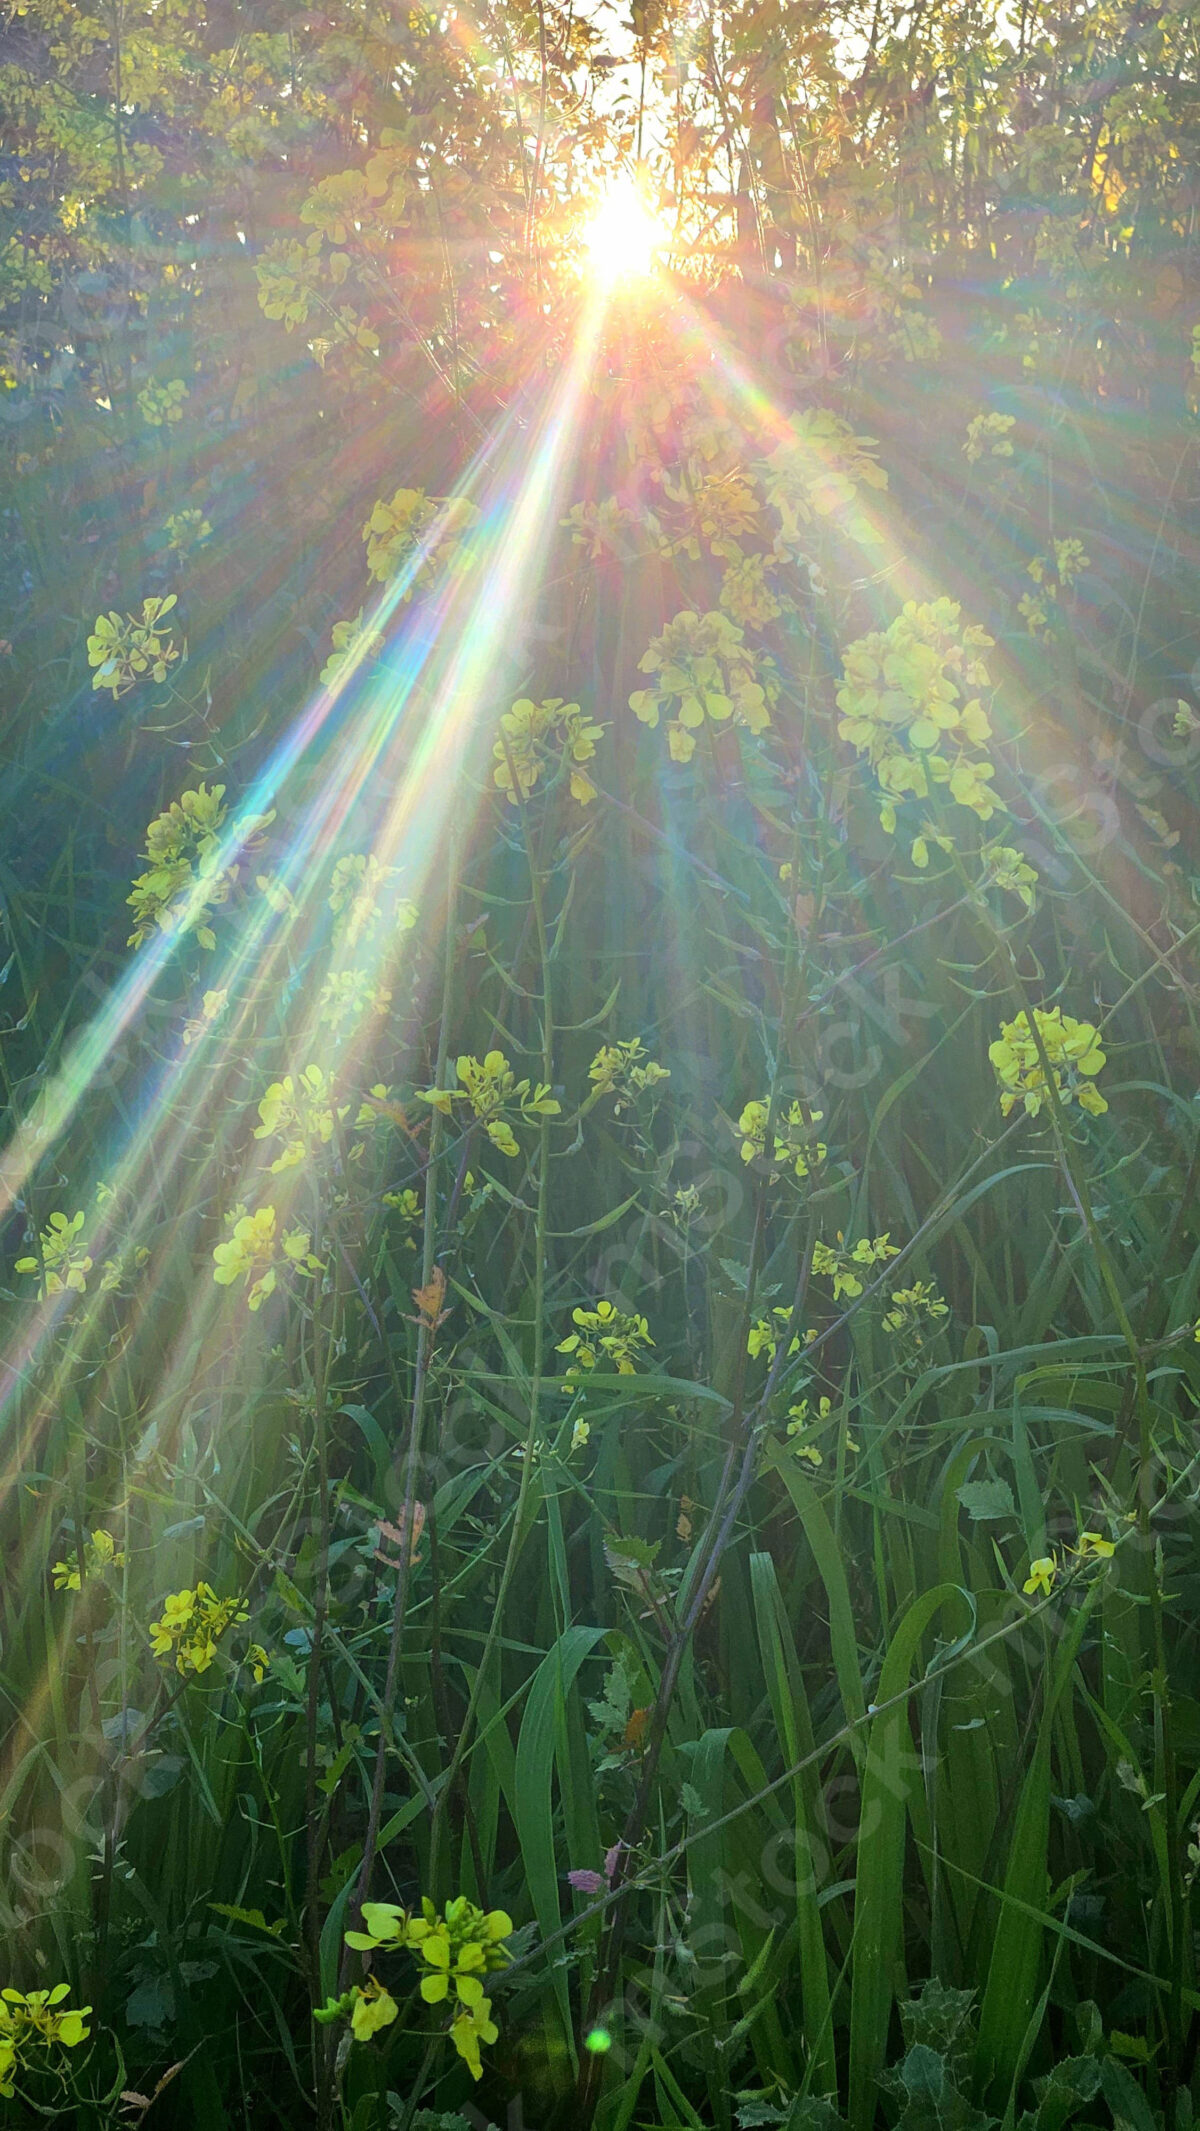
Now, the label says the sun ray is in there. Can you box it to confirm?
[0,287,609,1520]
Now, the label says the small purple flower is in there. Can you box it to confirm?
[569,1843,626,1897]
[567,1869,606,1896]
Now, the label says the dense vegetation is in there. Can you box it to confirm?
[3,0,1200,2124]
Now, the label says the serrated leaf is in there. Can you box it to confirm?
[955,1479,1015,1523]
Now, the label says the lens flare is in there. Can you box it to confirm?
[582,177,665,285]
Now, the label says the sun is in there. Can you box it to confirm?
[582,176,667,287]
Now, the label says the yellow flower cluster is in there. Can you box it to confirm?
[212,1205,323,1310]
[182,987,228,1046]
[87,594,183,698]
[329,852,397,933]
[558,1298,654,1377]
[1023,1530,1114,1597]
[0,1986,91,2099]
[382,1183,421,1237]
[362,486,477,594]
[319,609,384,688]
[881,1281,949,1345]
[149,1583,249,1676]
[963,411,1015,463]
[836,599,998,840]
[737,1098,826,1182]
[630,608,774,763]
[493,697,605,806]
[588,1038,670,1113]
[319,857,417,1045]
[363,486,433,578]
[298,165,373,242]
[419,1050,560,1158]
[785,1394,834,1465]
[52,1527,124,1592]
[1019,538,1091,636]
[254,231,326,333]
[164,507,211,553]
[16,1210,92,1296]
[127,783,274,951]
[659,459,760,559]
[813,1233,900,1301]
[253,1065,345,1173]
[562,496,641,561]
[137,377,188,426]
[760,408,888,544]
[988,1006,1107,1118]
[979,840,1039,911]
[341,1895,512,2080]
[317,967,393,1039]
[747,1310,808,1364]
[719,553,788,631]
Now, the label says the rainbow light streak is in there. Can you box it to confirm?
[0,280,608,1508]
[664,283,1129,868]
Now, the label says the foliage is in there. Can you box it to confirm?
[3,0,1200,2124]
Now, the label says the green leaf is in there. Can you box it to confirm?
[955,1479,1016,1523]
[512,1625,608,2059]
[849,1586,974,2131]
[209,1903,287,1937]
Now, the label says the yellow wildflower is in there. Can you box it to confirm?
[164,507,211,552]
[126,783,273,951]
[660,459,760,559]
[881,1283,949,1345]
[345,1902,409,1953]
[350,1977,399,2041]
[988,1006,1107,1118]
[182,988,229,1045]
[212,1205,321,1310]
[747,1309,807,1365]
[588,1038,670,1113]
[813,1233,900,1301]
[149,1582,250,1676]
[320,610,384,688]
[719,552,788,630]
[1022,1554,1057,1598]
[759,408,887,544]
[964,411,1015,464]
[137,377,188,426]
[16,1210,92,1296]
[1073,1531,1115,1562]
[253,1066,345,1173]
[52,1528,124,1592]
[493,698,605,806]
[406,1897,512,2011]
[785,1395,832,1464]
[419,1050,559,1158]
[88,595,183,698]
[362,486,477,593]
[317,967,393,1038]
[450,1994,499,2080]
[328,854,416,950]
[630,609,775,764]
[737,1097,826,1182]
[0,1985,91,2096]
[561,496,641,560]
[837,599,998,834]
[979,842,1038,912]
[558,1299,653,1378]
